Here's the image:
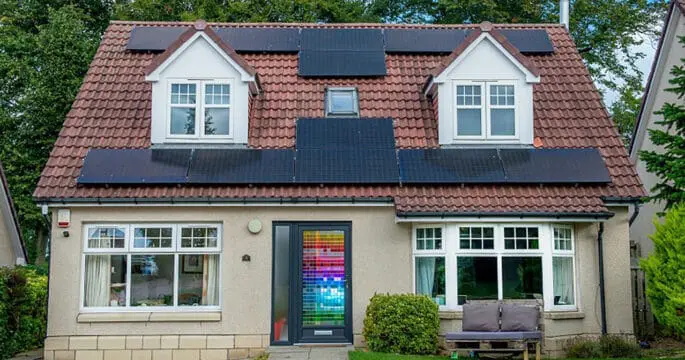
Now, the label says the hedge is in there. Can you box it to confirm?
[362,293,439,355]
[0,266,48,359]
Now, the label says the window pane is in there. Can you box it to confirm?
[491,109,515,136]
[415,257,446,305]
[131,255,174,307]
[457,257,498,305]
[553,257,575,306]
[84,255,127,307]
[205,84,229,105]
[554,227,573,251]
[178,254,220,306]
[490,85,514,106]
[459,226,495,250]
[502,257,542,299]
[456,85,481,107]
[503,226,539,250]
[457,109,482,136]
[133,227,173,249]
[171,83,196,105]
[416,227,442,250]
[180,227,219,249]
[204,108,230,135]
[328,90,357,114]
[273,226,290,342]
[170,107,196,135]
[87,227,126,249]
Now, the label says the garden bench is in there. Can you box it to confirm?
[445,301,542,360]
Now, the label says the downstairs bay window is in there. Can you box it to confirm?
[413,224,576,311]
[82,224,221,311]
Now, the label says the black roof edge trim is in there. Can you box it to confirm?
[600,196,644,203]
[396,211,615,219]
[34,196,394,205]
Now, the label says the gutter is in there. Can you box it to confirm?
[396,211,615,219]
[597,222,608,335]
[36,196,395,206]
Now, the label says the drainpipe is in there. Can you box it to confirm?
[560,0,570,30]
[597,222,608,335]
[629,201,641,226]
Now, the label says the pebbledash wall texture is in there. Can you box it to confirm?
[43,206,632,359]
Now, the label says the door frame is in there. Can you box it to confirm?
[270,221,353,345]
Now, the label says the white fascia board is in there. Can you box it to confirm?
[433,33,541,85]
[145,32,255,83]
[44,202,394,208]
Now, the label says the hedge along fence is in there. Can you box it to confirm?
[0,266,48,359]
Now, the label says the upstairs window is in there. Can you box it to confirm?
[326,88,359,117]
[169,81,231,138]
[455,82,516,139]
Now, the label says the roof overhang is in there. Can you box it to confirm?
[396,211,614,223]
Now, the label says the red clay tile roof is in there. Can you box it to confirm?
[34,21,645,216]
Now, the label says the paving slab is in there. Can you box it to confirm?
[268,346,352,360]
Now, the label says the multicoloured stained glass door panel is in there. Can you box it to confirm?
[301,230,346,327]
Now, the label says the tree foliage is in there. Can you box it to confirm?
[0,0,671,263]
[639,37,685,209]
[641,204,685,338]
[610,82,643,147]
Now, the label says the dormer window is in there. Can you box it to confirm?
[455,82,516,139]
[326,88,359,117]
[169,81,231,138]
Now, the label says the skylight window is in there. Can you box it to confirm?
[326,88,359,117]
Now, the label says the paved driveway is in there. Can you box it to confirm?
[268,346,352,360]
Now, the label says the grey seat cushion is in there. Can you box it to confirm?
[462,302,500,332]
[446,331,542,341]
[500,304,539,331]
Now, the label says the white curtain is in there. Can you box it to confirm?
[417,257,436,296]
[85,255,111,307]
[202,254,220,306]
[553,257,574,305]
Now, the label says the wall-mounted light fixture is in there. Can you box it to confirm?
[247,219,262,234]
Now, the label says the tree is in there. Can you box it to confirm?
[610,82,643,147]
[641,204,685,337]
[0,5,100,263]
[639,36,685,209]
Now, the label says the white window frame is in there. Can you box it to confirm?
[167,79,233,140]
[326,87,359,117]
[80,223,222,313]
[453,80,518,140]
[548,224,578,311]
[412,223,578,312]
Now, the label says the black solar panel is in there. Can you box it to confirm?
[78,149,191,184]
[126,26,188,51]
[384,29,469,53]
[215,28,300,52]
[299,28,386,77]
[296,118,395,149]
[300,29,384,50]
[298,50,386,77]
[500,148,611,183]
[295,149,398,183]
[399,149,504,183]
[187,149,294,184]
[499,29,554,54]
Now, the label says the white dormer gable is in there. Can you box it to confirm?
[147,25,257,145]
[429,26,541,146]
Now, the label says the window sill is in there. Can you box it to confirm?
[77,311,221,323]
[544,311,585,320]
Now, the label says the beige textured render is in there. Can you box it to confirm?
[45,205,632,359]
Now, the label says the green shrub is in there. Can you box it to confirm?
[0,266,48,359]
[641,204,685,337]
[565,335,641,358]
[362,293,439,355]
